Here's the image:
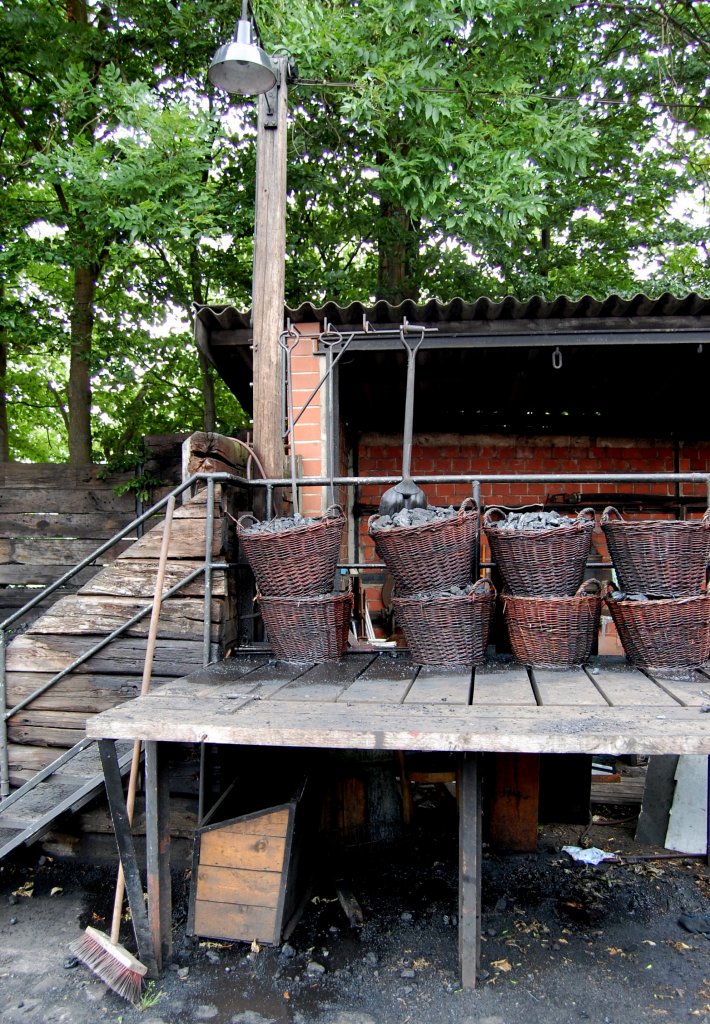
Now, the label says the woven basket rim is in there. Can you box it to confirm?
[503,592,601,606]
[483,505,595,537]
[258,589,352,606]
[601,505,710,527]
[368,496,477,536]
[605,591,710,609]
[237,504,345,537]
[392,579,495,607]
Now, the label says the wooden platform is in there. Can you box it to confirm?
[87,653,710,755]
[85,652,710,992]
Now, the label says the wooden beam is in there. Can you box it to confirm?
[458,752,481,989]
[145,741,172,970]
[251,57,288,482]
[97,739,158,977]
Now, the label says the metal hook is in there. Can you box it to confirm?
[552,346,563,370]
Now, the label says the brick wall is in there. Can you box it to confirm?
[291,323,325,516]
[355,432,710,628]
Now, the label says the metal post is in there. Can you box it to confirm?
[203,475,215,669]
[0,629,7,799]
[472,480,481,581]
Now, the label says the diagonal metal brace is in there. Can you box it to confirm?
[98,740,159,978]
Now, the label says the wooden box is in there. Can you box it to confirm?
[188,778,313,945]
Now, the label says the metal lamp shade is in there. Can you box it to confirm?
[208,19,277,96]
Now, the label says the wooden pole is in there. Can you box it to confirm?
[252,56,288,485]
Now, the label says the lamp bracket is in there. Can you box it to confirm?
[263,65,282,128]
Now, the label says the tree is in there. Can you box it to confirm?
[0,0,251,464]
[261,0,710,303]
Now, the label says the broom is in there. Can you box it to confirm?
[71,495,176,1003]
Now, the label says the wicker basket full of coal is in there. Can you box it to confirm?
[237,505,345,597]
[368,498,479,596]
[258,589,353,662]
[502,582,602,668]
[483,506,595,597]
[392,578,495,666]
[605,585,710,676]
[601,506,710,598]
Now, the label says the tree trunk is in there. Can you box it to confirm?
[0,315,8,462]
[199,351,216,432]
[376,200,419,304]
[68,263,97,465]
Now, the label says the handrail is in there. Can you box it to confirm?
[0,471,246,799]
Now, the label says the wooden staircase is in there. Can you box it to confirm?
[0,738,134,860]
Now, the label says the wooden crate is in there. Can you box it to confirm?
[188,778,314,945]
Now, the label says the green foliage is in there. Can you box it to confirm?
[1,0,709,464]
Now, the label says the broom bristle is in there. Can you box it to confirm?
[70,926,147,1005]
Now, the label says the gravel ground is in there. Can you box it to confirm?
[2,796,710,1024]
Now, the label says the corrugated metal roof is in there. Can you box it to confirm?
[194,292,710,333]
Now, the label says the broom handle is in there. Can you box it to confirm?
[110,495,176,945]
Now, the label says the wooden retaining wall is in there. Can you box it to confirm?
[0,464,140,627]
[4,437,251,790]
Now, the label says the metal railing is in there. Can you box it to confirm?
[3,467,710,800]
[0,472,243,799]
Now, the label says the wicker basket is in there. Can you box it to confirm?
[605,587,710,671]
[392,578,495,666]
[483,507,595,597]
[237,505,345,597]
[368,498,479,597]
[601,506,710,598]
[502,587,601,668]
[258,589,353,662]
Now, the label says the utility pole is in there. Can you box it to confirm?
[251,56,288,483]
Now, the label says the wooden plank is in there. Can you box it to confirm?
[652,670,710,707]
[192,900,278,944]
[337,658,413,704]
[0,489,134,514]
[79,560,224,598]
[533,667,608,706]
[0,464,134,489]
[472,664,536,706]
[26,594,221,640]
[7,634,205,675]
[587,665,679,706]
[199,829,286,871]
[86,696,710,755]
[486,753,540,852]
[201,809,290,840]
[118,520,221,560]
[146,741,172,971]
[459,753,481,989]
[405,665,471,704]
[0,537,129,565]
[6,672,139,711]
[153,657,271,696]
[271,655,375,702]
[196,864,282,907]
[0,512,135,539]
[7,724,86,747]
[0,566,99,586]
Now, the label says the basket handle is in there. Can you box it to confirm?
[702,508,710,526]
[458,496,477,515]
[601,506,622,524]
[236,513,260,531]
[574,578,602,597]
[325,504,345,520]
[576,507,596,528]
[472,577,496,598]
[483,503,544,527]
[482,506,506,527]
